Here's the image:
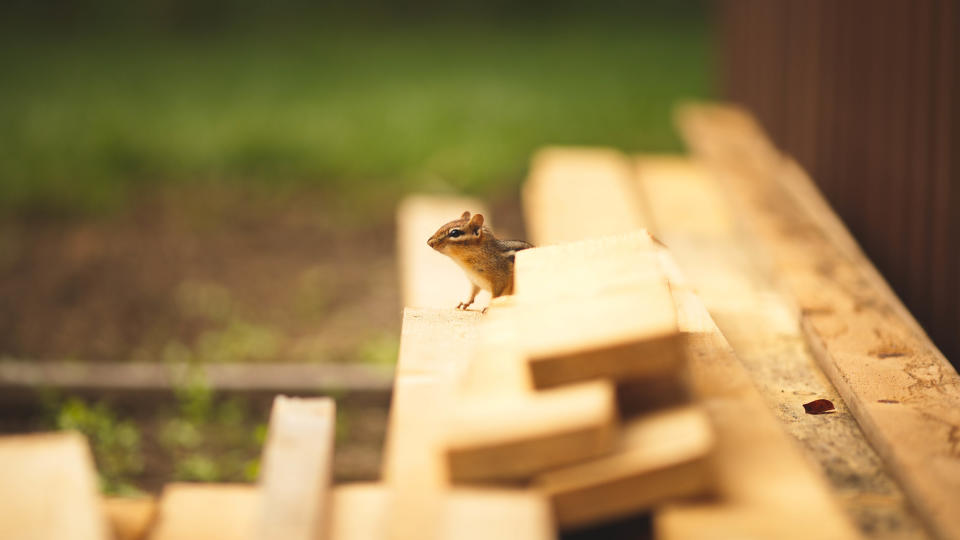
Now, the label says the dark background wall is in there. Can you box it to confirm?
[717,0,960,366]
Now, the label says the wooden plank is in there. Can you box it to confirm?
[387,308,482,536]
[0,432,110,540]
[522,147,648,245]
[521,149,859,538]
[637,155,927,538]
[257,396,336,540]
[149,484,259,540]
[438,282,635,483]
[330,483,555,540]
[441,230,690,484]
[512,232,661,299]
[678,103,960,540]
[654,250,860,540]
[533,405,715,530]
[511,234,685,389]
[389,194,490,539]
[513,293,683,389]
[396,195,490,309]
[439,487,554,540]
[390,195,553,539]
[443,380,617,482]
[391,307,481,382]
[635,155,736,238]
[457,338,533,396]
[103,497,157,540]
[383,308,479,540]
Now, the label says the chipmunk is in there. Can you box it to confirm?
[427,211,533,311]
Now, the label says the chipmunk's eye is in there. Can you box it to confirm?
[448,229,463,238]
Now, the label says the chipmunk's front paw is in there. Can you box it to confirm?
[456,301,473,310]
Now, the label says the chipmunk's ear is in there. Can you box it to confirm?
[460,211,471,220]
[468,213,484,235]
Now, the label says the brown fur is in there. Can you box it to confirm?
[427,211,533,309]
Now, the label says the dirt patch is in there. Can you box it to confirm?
[0,186,404,364]
[0,185,525,365]
[0,184,525,492]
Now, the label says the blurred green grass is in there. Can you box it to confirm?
[0,17,710,215]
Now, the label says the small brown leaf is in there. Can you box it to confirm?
[803,399,836,414]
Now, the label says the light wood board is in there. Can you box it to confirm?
[637,155,926,539]
[149,484,259,540]
[678,103,960,540]
[522,147,648,245]
[330,483,554,540]
[512,234,685,389]
[443,380,617,482]
[521,148,859,538]
[389,195,553,539]
[257,396,336,540]
[0,432,110,540]
[534,406,715,530]
[655,251,860,540]
[383,308,480,540]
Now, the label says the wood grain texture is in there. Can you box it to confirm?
[388,196,490,539]
[443,380,617,482]
[521,147,858,538]
[656,251,860,540]
[382,308,482,487]
[330,483,554,540]
[389,195,553,539]
[678,103,960,540]
[637,155,926,539]
[383,308,480,540]
[522,147,647,245]
[515,293,683,389]
[512,234,685,389]
[0,432,110,540]
[149,484,259,540]
[396,195,491,309]
[258,396,336,540]
[534,406,715,530]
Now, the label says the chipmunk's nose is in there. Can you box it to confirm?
[427,236,438,249]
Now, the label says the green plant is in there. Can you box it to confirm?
[174,454,220,482]
[0,16,709,216]
[161,370,265,485]
[51,398,144,495]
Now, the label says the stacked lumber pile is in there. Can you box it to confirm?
[446,232,716,530]
[2,104,958,539]
[0,395,336,540]
[374,152,859,537]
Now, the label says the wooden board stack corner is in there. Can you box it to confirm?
[523,147,648,245]
[386,198,556,539]
[330,483,555,540]
[678,103,959,540]
[535,406,715,530]
[149,484,259,540]
[0,432,110,540]
[443,380,618,482]
[258,396,336,540]
[522,147,860,539]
